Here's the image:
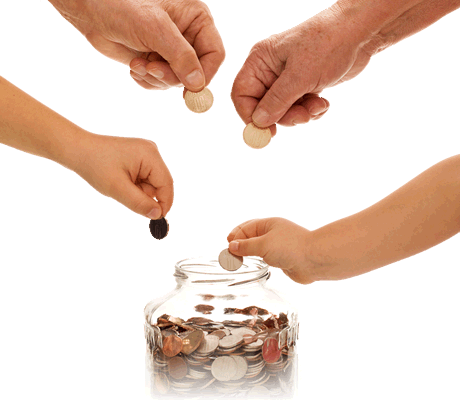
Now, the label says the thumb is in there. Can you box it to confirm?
[251,69,305,127]
[228,237,266,258]
[111,178,163,219]
[149,13,205,91]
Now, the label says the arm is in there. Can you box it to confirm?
[0,76,173,218]
[227,156,460,284]
[231,0,460,132]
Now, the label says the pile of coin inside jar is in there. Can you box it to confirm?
[145,305,297,398]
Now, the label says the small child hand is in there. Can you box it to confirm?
[227,218,316,284]
[73,133,173,219]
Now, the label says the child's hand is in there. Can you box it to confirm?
[227,218,316,284]
[73,134,174,219]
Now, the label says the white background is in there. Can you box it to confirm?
[0,1,459,399]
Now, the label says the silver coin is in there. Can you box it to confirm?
[211,356,238,382]
[219,334,243,349]
[230,356,248,380]
[218,249,243,271]
[196,334,219,355]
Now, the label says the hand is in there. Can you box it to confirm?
[73,133,174,219]
[51,0,225,91]
[231,5,373,134]
[227,218,316,284]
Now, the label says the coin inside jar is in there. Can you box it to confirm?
[162,334,183,357]
[184,88,214,113]
[243,122,271,149]
[218,249,243,271]
[211,356,238,382]
[149,217,169,240]
[168,356,188,380]
[262,337,281,363]
[181,330,205,355]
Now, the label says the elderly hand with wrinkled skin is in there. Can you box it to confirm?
[49,0,225,91]
[231,0,460,136]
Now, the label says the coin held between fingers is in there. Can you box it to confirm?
[149,217,169,240]
[184,88,213,113]
[243,123,271,149]
[219,249,243,271]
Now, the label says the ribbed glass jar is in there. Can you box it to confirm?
[145,257,299,399]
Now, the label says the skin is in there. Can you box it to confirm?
[231,0,460,135]
[48,0,225,91]
[0,77,173,219]
[227,156,460,284]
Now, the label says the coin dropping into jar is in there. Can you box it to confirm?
[184,88,213,113]
[218,249,243,271]
[149,217,169,240]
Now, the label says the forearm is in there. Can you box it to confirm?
[334,0,460,54]
[310,155,460,280]
[0,76,89,170]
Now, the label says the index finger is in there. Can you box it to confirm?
[231,60,277,135]
[227,218,271,242]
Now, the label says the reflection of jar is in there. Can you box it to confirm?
[145,257,299,399]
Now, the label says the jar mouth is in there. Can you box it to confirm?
[174,257,269,286]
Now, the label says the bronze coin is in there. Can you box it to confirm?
[149,217,169,240]
[194,304,215,314]
[181,330,204,355]
[162,334,182,357]
[184,88,214,113]
[262,337,281,363]
[243,122,271,149]
[168,356,188,380]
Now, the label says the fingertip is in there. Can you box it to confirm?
[184,69,205,92]
[229,241,239,253]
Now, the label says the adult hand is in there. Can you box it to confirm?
[50,0,225,91]
[227,218,316,284]
[231,5,373,134]
[74,134,174,219]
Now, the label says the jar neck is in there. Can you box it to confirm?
[173,257,270,288]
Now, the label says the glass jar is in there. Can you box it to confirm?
[145,257,299,399]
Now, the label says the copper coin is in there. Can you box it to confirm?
[194,304,215,314]
[243,122,271,149]
[262,337,281,363]
[209,330,227,340]
[181,330,204,355]
[149,217,169,240]
[168,356,188,380]
[184,88,213,113]
[218,249,243,271]
[162,334,182,357]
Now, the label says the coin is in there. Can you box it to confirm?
[194,304,215,315]
[184,88,213,113]
[162,334,183,358]
[218,249,243,272]
[219,334,243,349]
[149,217,169,240]
[168,356,188,380]
[262,337,281,363]
[211,356,238,382]
[196,334,219,355]
[181,330,205,355]
[243,122,271,149]
[230,355,248,380]
[154,372,170,394]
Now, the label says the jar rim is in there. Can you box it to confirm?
[175,257,268,276]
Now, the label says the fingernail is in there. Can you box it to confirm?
[185,69,204,88]
[130,72,143,81]
[149,69,164,79]
[309,104,326,116]
[131,64,147,76]
[147,208,162,220]
[229,241,239,252]
[252,108,270,126]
